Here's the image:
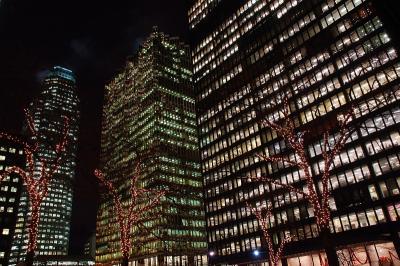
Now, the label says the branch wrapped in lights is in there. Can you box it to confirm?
[94,158,165,261]
[0,109,70,254]
[247,202,290,266]
[251,97,354,230]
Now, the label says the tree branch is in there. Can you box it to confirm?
[256,153,298,168]
[0,166,28,184]
[94,169,120,201]
[24,109,38,138]
[249,175,309,200]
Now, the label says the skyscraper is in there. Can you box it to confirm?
[189,0,400,265]
[97,29,207,265]
[9,66,80,265]
[0,139,25,266]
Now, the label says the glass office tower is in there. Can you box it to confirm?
[9,66,80,265]
[189,0,400,265]
[96,29,207,266]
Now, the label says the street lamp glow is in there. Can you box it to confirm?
[253,250,260,256]
[209,251,215,257]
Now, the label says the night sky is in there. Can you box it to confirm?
[0,0,191,255]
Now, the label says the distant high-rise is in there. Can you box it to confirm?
[9,66,80,265]
[84,233,96,259]
[97,29,207,265]
[189,0,400,265]
[0,139,25,266]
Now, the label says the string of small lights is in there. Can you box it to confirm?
[95,158,165,262]
[251,98,353,230]
[247,202,290,266]
[0,109,70,254]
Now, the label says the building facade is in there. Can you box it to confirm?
[189,0,400,265]
[84,233,96,259]
[34,255,95,266]
[9,66,80,264]
[96,29,207,266]
[0,139,25,266]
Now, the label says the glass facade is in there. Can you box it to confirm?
[9,66,80,265]
[96,29,207,265]
[189,0,400,264]
[0,140,25,266]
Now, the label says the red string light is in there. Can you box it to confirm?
[349,247,369,265]
[95,158,165,261]
[247,202,290,266]
[251,98,354,230]
[389,251,400,261]
[0,109,70,254]
[318,253,329,266]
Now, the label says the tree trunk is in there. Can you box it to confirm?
[158,255,165,266]
[320,228,339,266]
[27,206,40,263]
[25,251,34,266]
[121,256,129,266]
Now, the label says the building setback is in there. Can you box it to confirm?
[9,66,80,265]
[189,0,400,265]
[84,233,96,259]
[96,28,207,265]
[0,139,25,266]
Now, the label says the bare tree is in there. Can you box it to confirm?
[249,98,354,266]
[95,157,165,266]
[247,202,290,266]
[0,110,69,266]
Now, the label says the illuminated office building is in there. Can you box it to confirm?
[189,0,400,264]
[9,66,80,265]
[34,255,94,266]
[97,29,207,265]
[0,139,25,266]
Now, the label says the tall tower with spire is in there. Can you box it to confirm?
[9,66,80,265]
